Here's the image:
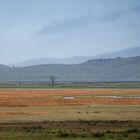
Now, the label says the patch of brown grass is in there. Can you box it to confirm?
[0,89,140,107]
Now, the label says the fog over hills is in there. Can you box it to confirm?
[14,56,93,67]
[95,46,140,59]
[13,46,140,67]
[0,56,140,82]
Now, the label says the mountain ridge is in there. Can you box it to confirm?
[95,46,140,58]
[0,56,140,82]
[13,56,93,67]
[12,46,140,67]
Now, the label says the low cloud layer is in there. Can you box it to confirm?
[0,0,140,64]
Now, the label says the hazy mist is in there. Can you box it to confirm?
[0,0,140,64]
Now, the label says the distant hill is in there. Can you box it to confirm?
[0,64,12,81]
[1,56,140,82]
[95,46,140,58]
[0,64,11,70]
[13,46,140,67]
[14,56,93,67]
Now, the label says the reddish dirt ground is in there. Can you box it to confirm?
[0,89,140,107]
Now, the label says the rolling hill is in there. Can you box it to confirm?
[0,56,140,82]
[13,46,140,67]
[95,46,140,58]
[14,56,93,67]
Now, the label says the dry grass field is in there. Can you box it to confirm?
[0,88,140,140]
[0,89,140,122]
[0,89,140,106]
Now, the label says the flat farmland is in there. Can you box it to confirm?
[0,89,140,122]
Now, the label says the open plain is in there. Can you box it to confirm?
[0,88,140,140]
[0,89,140,121]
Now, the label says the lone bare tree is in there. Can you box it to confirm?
[49,75,56,86]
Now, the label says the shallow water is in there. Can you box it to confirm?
[95,95,140,99]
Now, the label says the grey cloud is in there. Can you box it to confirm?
[39,15,95,35]
[39,13,122,35]
[98,5,140,24]
[0,22,15,32]
[131,6,140,13]
[39,5,140,35]
[97,13,121,23]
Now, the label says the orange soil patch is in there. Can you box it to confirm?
[0,89,140,107]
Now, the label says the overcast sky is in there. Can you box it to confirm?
[0,0,140,64]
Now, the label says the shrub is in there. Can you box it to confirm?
[94,132,105,137]
[127,128,139,133]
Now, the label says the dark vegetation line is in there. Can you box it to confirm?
[0,120,139,140]
[0,81,140,89]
